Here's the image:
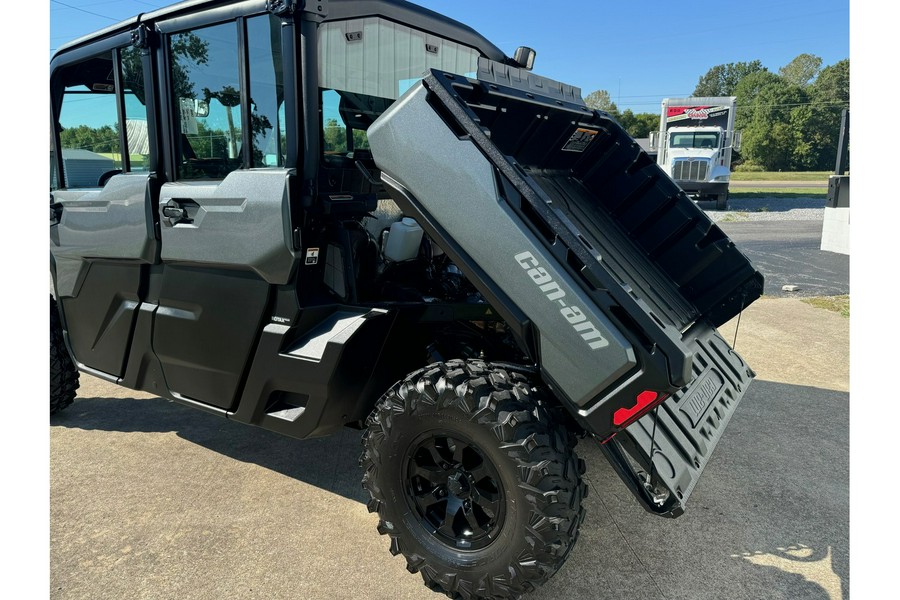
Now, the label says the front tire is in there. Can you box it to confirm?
[716,192,729,210]
[50,295,79,414]
[360,360,586,599]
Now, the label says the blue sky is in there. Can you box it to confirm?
[50,0,849,113]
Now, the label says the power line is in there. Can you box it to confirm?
[50,0,119,21]
[735,101,849,110]
[615,100,848,112]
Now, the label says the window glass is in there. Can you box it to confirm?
[321,89,371,156]
[246,15,285,167]
[50,127,59,190]
[170,22,242,179]
[120,46,150,171]
[670,132,720,149]
[57,52,123,188]
[318,17,479,156]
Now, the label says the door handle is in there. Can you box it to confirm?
[50,202,64,223]
[162,199,194,225]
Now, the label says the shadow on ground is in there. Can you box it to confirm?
[51,378,848,600]
[51,395,370,503]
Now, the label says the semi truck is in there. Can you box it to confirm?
[650,97,741,209]
[50,1,762,598]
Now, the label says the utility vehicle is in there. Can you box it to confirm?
[50,1,763,597]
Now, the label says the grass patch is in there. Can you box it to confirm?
[802,295,849,317]
[730,171,832,182]
[720,212,749,222]
[730,190,827,198]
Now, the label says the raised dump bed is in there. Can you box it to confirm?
[368,64,763,514]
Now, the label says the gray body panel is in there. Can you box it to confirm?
[368,85,636,408]
[159,169,299,284]
[51,173,158,298]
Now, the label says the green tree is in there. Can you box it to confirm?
[789,102,835,170]
[778,53,823,87]
[693,60,767,96]
[186,121,230,159]
[169,31,211,100]
[616,109,659,138]
[584,89,618,114]
[323,118,346,153]
[59,124,120,154]
[204,85,241,158]
[811,59,849,105]
[808,58,850,169]
[734,71,807,170]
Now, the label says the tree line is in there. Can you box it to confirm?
[584,54,850,172]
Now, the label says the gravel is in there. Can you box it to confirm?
[700,196,826,222]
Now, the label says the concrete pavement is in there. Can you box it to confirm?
[50,297,849,600]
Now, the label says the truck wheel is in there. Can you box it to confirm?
[360,359,586,599]
[716,192,729,210]
[50,295,79,415]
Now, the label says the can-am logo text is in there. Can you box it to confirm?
[515,251,609,350]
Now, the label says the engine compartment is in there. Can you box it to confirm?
[301,196,526,367]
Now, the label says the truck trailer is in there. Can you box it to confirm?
[651,96,741,209]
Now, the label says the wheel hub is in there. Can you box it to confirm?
[404,434,505,550]
[446,471,471,498]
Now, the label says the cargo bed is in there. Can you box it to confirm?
[367,62,762,515]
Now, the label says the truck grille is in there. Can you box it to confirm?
[672,159,709,182]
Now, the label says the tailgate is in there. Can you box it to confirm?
[602,323,754,516]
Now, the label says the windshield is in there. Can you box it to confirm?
[669,131,720,149]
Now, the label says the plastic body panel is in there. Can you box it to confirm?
[50,173,158,377]
[152,169,299,411]
[153,266,270,410]
[232,307,396,439]
[602,323,754,517]
[51,173,158,298]
[368,84,637,410]
[158,170,300,284]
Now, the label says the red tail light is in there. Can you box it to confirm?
[612,390,669,428]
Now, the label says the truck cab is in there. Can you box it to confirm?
[652,97,740,209]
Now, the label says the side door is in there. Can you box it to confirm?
[150,10,300,410]
[50,37,158,380]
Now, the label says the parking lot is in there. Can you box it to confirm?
[49,206,850,600]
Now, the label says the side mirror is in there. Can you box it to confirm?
[733,130,742,152]
[649,131,659,151]
[513,46,536,71]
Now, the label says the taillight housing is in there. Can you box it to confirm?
[611,390,670,429]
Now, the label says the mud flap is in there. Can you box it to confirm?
[600,322,755,517]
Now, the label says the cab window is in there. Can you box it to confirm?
[54,47,149,189]
[317,17,480,156]
[169,14,285,180]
